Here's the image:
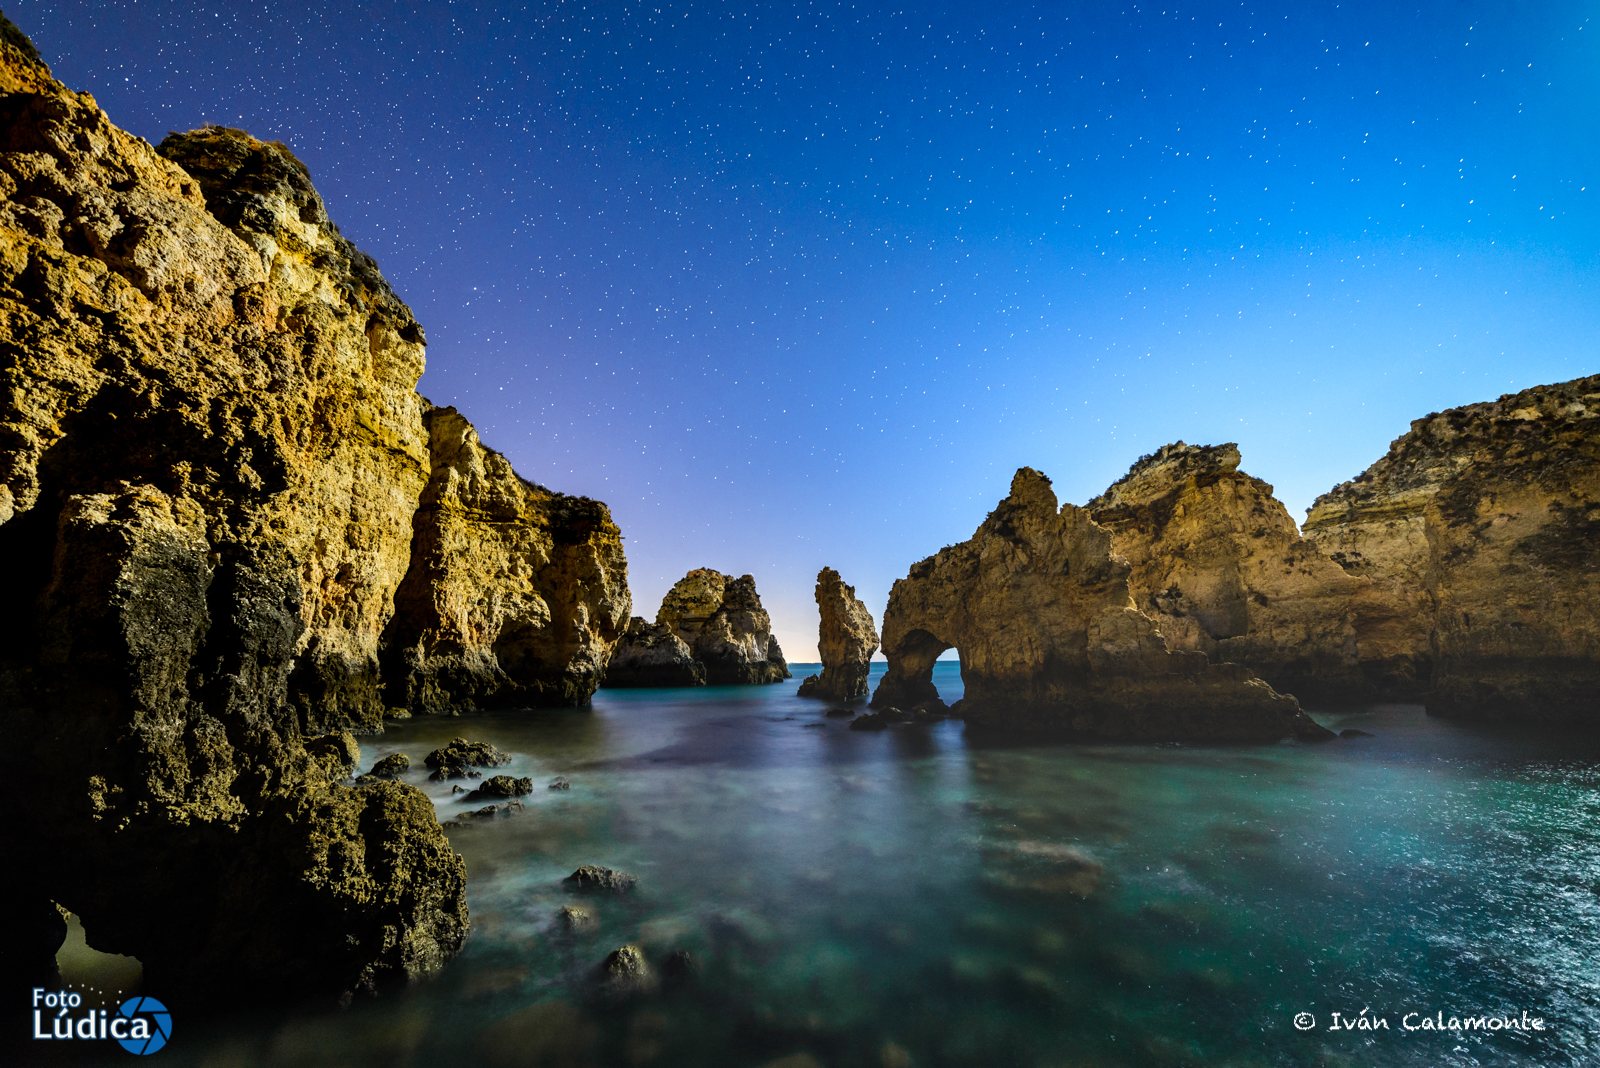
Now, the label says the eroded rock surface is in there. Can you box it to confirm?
[0,18,627,1005]
[796,567,878,701]
[602,616,707,687]
[380,406,630,712]
[871,468,1321,740]
[1089,442,1429,701]
[1303,375,1600,722]
[605,568,790,686]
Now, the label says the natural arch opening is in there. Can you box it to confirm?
[870,628,953,709]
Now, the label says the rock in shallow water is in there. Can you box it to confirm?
[564,865,638,893]
[795,567,879,700]
[463,775,534,802]
[425,737,513,780]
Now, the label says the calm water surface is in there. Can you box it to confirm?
[64,664,1600,1067]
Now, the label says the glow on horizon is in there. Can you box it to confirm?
[27,0,1599,661]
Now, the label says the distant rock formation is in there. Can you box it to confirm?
[0,18,626,1007]
[380,405,630,712]
[604,568,790,686]
[872,468,1326,740]
[1089,442,1429,702]
[1303,375,1600,722]
[603,617,707,687]
[797,567,878,700]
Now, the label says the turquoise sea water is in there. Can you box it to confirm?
[57,663,1600,1066]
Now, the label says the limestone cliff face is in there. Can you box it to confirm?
[0,20,619,1006]
[606,568,789,686]
[1089,442,1430,701]
[797,567,878,700]
[380,405,630,712]
[1303,375,1600,722]
[872,468,1322,740]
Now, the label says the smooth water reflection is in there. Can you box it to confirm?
[72,664,1600,1067]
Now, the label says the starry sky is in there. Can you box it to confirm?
[19,0,1599,660]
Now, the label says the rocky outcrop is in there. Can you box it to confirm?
[0,19,620,1006]
[605,568,790,686]
[871,468,1324,740]
[379,405,630,712]
[601,617,706,687]
[1303,375,1600,722]
[796,567,878,701]
[1088,442,1430,702]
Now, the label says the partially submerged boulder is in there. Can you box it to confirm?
[872,468,1324,740]
[564,865,638,893]
[425,737,513,781]
[796,567,879,701]
[463,775,534,802]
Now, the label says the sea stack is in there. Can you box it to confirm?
[604,568,791,686]
[1303,374,1600,723]
[1088,442,1430,702]
[797,567,879,700]
[872,468,1327,740]
[0,19,626,1006]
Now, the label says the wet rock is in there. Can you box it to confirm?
[558,904,598,930]
[1340,728,1375,739]
[441,800,525,829]
[597,943,657,999]
[306,731,361,774]
[463,775,534,802]
[425,737,512,780]
[451,785,467,795]
[602,617,707,687]
[802,722,826,729]
[549,776,572,791]
[368,754,410,779]
[849,713,890,731]
[872,468,1306,740]
[1305,374,1600,723]
[565,864,638,893]
[796,567,879,700]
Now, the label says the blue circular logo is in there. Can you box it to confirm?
[116,997,172,1055]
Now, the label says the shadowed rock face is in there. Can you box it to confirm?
[606,568,789,686]
[1303,375,1600,722]
[0,18,622,1006]
[872,468,1322,740]
[602,617,707,687]
[380,405,630,712]
[1089,442,1430,703]
[797,567,878,700]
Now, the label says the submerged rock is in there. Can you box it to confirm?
[1340,728,1375,739]
[441,800,525,828]
[604,569,790,687]
[872,468,1319,740]
[564,865,638,893]
[1304,374,1600,723]
[796,567,880,701]
[602,617,707,687]
[1089,442,1427,703]
[558,904,597,930]
[463,775,534,802]
[424,737,513,781]
[549,776,572,790]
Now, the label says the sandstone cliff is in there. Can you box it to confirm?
[1089,442,1430,702]
[796,566,878,700]
[380,405,630,712]
[1303,375,1600,722]
[606,568,790,686]
[0,19,625,1006]
[872,468,1324,740]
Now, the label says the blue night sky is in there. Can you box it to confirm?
[21,1,1598,659]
